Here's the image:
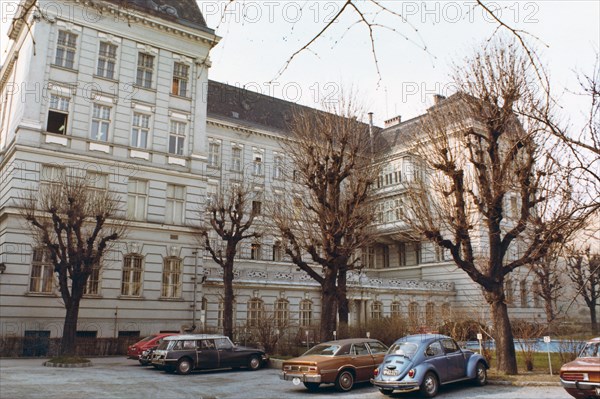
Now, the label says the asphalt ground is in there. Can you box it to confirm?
[0,357,569,399]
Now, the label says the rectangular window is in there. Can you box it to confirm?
[371,302,383,320]
[47,95,70,134]
[361,247,375,269]
[131,113,150,148]
[165,184,185,225]
[136,53,154,88]
[55,30,77,68]
[169,121,186,155]
[253,154,263,175]
[208,141,221,167]
[86,172,108,199]
[274,300,289,327]
[251,243,261,260]
[91,104,111,141]
[272,241,283,262]
[231,147,242,171]
[84,263,100,295]
[247,299,264,327]
[97,42,117,79]
[161,257,182,298]
[171,62,189,97]
[391,302,401,318]
[273,155,284,179]
[29,248,54,293]
[398,243,406,266]
[40,165,65,193]
[299,300,313,327]
[121,255,143,296]
[252,200,262,215]
[127,179,147,221]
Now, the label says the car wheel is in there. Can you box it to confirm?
[303,382,320,391]
[176,358,193,375]
[335,370,355,392]
[474,361,487,386]
[420,372,439,398]
[379,388,394,396]
[248,355,261,371]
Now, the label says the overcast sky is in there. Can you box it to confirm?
[1,1,598,127]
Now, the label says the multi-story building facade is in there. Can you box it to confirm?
[0,0,547,347]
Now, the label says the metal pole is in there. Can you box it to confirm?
[192,250,198,331]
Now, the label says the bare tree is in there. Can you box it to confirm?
[20,171,126,356]
[272,95,379,341]
[565,244,600,335]
[529,245,564,327]
[399,39,585,374]
[199,182,261,339]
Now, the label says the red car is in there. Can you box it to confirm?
[127,333,178,363]
[560,337,600,399]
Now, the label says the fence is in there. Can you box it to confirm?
[0,336,139,358]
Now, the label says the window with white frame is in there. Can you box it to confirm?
[131,113,150,148]
[361,246,376,269]
[208,140,221,167]
[299,299,313,327]
[408,302,419,327]
[272,240,283,262]
[253,151,263,175]
[97,42,117,79]
[127,179,147,221]
[274,299,289,327]
[136,53,154,88]
[171,62,189,97]
[169,120,186,155]
[40,164,65,193]
[247,298,264,327]
[218,299,237,327]
[121,254,143,296]
[91,104,111,141]
[371,301,383,320]
[29,248,54,293]
[161,257,182,298]
[86,172,108,200]
[391,302,401,318]
[55,30,77,68]
[47,94,70,134]
[84,262,101,295]
[231,146,242,171]
[165,184,185,225]
[273,155,284,179]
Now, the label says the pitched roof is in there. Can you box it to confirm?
[102,0,212,33]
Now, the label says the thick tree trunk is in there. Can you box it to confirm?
[60,280,84,356]
[320,277,337,341]
[487,289,518,374]
[589,303,598,335]
[337,270,349,335]
[222,264,234,339]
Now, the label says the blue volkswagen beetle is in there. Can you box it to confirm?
[371,334,488,397]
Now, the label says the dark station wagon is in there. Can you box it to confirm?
[150,334,268,375]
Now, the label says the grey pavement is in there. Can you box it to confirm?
[0,357,569,399]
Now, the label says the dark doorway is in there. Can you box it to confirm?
[22,330,50,357]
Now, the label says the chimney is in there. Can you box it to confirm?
[384,115,402,128]
[433,94,446,105]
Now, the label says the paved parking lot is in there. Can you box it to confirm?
[0,357,567,399]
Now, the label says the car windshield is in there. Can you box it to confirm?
[156,340,170,350]
[579,342,600,358]
[303,344,341,356]
[387,342,419,359]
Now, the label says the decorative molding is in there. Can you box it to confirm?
[129,149,150,160]
[45,134,68,146]
[167,156,186,166]
[247,270,267,279]
[89,142,110,153]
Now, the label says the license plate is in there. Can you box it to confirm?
[383,369,399,376]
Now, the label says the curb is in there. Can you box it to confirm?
[43,361,94,368]
[489,380,561,387]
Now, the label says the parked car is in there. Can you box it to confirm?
[139,347,156,366]
[280,338,389,392]
[127,333,178,363]
[150,334,268,374]
[560,337,600,399]
[371,334,488,397]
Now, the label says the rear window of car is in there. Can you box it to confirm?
[140,335,157,343]
[388,342,418,358]
[304,344,340,356]
[579,342,600,358]
[367,341,388,354]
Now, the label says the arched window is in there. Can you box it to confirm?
[247,298,264,327]
[408,302,419,328]
[505,279,514,305]
[274,299,289,327]
[390,302,402,319]
[299,299,313,327]
[218,299,237,328]
[425,302,435,327]
[520,280,528,308]
[161,257,182,298]
[371,301,383,320]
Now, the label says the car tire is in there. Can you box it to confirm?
[303,382,320,391]
[248,355,261,371]
[474,361,487,386]
[335,370,355,392]
[379,388,394,396]
[420,371,439,398]
[176,358,193,375]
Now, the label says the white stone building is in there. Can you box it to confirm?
[0,0,549,350]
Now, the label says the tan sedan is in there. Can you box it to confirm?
[280,338,388,392]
